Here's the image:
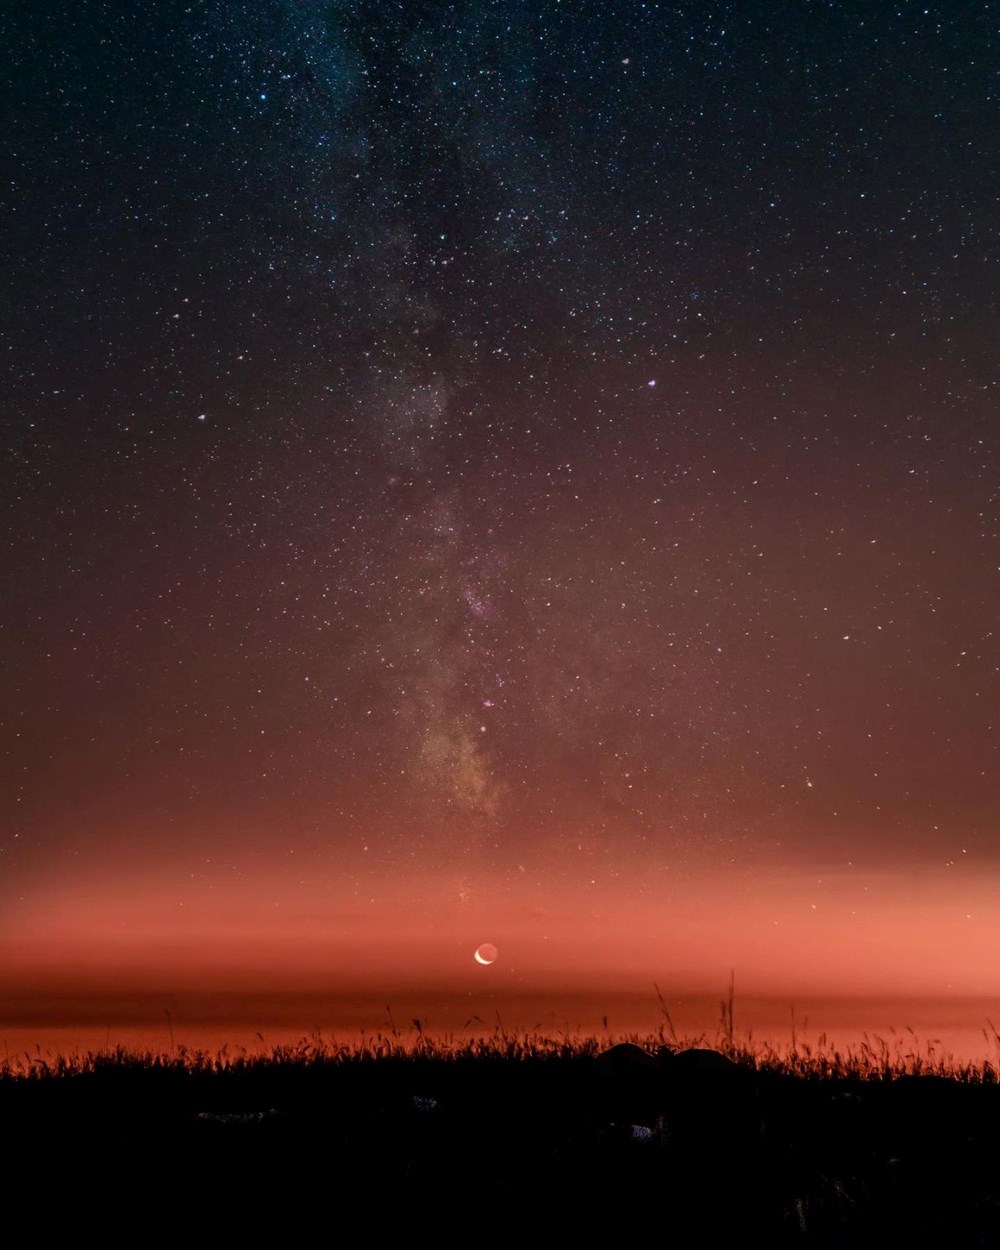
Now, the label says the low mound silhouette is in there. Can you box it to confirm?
[4,1020,1000,1243]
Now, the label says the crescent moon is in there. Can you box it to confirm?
[474,942,498,966]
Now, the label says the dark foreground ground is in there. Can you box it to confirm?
[5,1036,1000,1247]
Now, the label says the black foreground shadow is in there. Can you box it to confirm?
[5,1034,1000,1247]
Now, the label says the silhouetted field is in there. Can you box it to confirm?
[5,1021,1000,1246]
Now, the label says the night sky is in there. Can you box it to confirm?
[4,2,998,1021]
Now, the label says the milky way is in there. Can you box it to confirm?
[3,3,998,1006]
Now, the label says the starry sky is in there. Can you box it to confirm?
[3,1,998,1016]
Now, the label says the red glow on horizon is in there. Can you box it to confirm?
[6,853,998,1002]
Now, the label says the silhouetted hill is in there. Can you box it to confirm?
[4,1033,1000,1245]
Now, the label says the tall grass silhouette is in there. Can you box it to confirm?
[3,1008,998,1081]
[5,995,1000,1243]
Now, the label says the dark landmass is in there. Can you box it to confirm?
[5,1033,1000,1246]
